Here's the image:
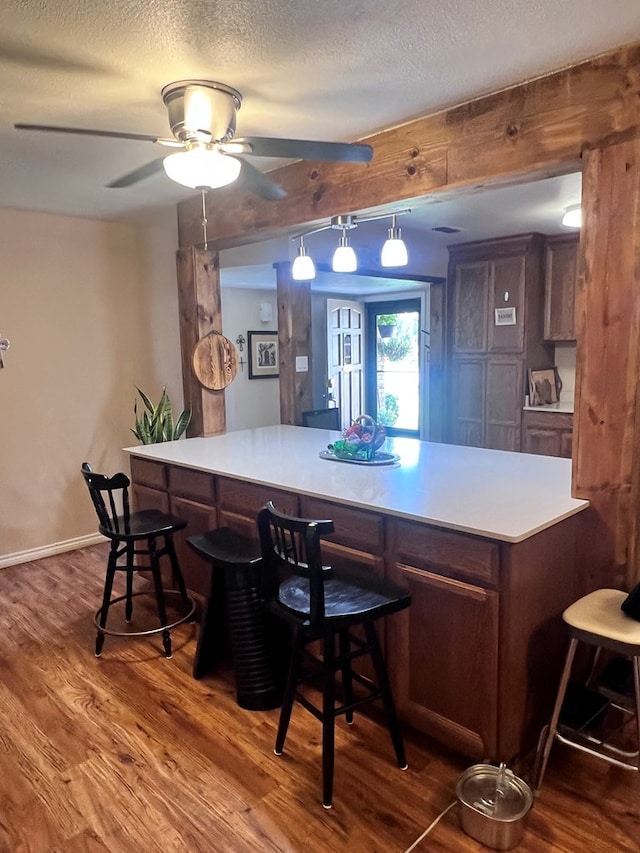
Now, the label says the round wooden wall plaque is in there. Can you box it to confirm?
[192,331,238,390]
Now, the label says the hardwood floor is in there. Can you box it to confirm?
[0,544,639,852]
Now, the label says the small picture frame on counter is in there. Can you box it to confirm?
[528,367,562,406]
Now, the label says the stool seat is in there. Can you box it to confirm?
[535,587,640,792]
[187,527,284,711]
[563,589,640,651]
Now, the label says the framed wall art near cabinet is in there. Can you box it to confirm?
[248,330,279,379]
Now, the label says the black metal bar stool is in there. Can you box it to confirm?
[258,500,412,809]
[187,526,285,711]
[534,588,640,791]
[81,463,196,658]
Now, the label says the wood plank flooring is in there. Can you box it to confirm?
[0,544,638,852]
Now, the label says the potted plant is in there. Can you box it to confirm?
[376,314,398,338]
[131,386,192,444]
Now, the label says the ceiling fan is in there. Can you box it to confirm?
[14,79,374,201]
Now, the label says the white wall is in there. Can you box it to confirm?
[554,342,577,406]
[221,286,280,431]
[0,207,182,566]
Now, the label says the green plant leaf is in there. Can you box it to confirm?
[173,408,192,440]
[136,386,155,415]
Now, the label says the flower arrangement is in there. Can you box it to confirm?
[329,414,387,461]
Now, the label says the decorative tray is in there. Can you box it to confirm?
[319,449,400,466]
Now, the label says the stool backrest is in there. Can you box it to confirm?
[258,501,334,629]
[301,408,341,430]
[81,462,132,536]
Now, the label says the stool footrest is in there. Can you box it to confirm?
[555,729,640,771]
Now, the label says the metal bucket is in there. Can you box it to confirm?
[456,764,533,851]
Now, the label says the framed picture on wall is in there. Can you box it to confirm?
[248,330,279,379]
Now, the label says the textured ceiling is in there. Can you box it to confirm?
[1,1,640,225]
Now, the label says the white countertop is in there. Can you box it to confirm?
[124,425,588,544]
[523,402,574,413]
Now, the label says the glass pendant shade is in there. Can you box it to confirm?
[163,146,242,189]
[332,232,357,273]
[381,218,408,267]
[381,235,408,267]
[561,205,581,228]
[292,247,316,281]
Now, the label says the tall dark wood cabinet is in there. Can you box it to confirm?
[446,234,553,451]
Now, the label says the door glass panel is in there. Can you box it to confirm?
[366,300,421,435]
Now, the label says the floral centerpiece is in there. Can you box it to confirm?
[329,414,387,461]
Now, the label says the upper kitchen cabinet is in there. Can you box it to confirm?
[544,234,579,341]
[446,234,553,452]
[448,234,547,356]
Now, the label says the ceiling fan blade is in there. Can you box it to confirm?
[0,40,108,75]
[231,136,373,163]
[237,158,287,201]
[106,158,166,188]
[14,123,164,143]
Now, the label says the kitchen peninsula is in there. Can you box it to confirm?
[125,425,589,765]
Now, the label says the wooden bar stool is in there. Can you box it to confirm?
[81,463,196,658]
[258,500,411,809]
[534,588,640,791]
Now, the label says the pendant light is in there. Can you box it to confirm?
[290,209,410,280]
[380,215,408,267]
[332,228,358,273]
[561,204,581,228]
[291,235,316,281]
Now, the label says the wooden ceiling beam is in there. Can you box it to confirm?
[177,42,640,249]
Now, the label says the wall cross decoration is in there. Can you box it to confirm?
[0,333,10,369]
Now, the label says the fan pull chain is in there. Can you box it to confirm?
[201,189,208,250]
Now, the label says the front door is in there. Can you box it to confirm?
[326,299,364,431]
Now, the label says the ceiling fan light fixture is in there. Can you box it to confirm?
[562,204,581,228]
[292,237,316,281]
[381,217,408,267]
[332,230,357,273]
[162,146,241,190]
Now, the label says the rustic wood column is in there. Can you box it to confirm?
[176,246,226,437]
[275,262,313,425]
[573,138,640,590]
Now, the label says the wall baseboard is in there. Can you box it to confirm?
[0,533,105,570]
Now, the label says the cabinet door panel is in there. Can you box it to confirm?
[485,357,523,451]
[522,411,573,458]
[131,484,169,513]
[169,466,215,503]
[300,496,385,555]
[522,428,561,456]
[217,478,298,518]
[452,262,489,353]
[544,236,578,341]
[387,563,499,758]
[392,519,499,585]
[488,255,525,353]
[560,429,573,459]
[449,357,485,447]
[170,495,218,596]
[129,457,167,490]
